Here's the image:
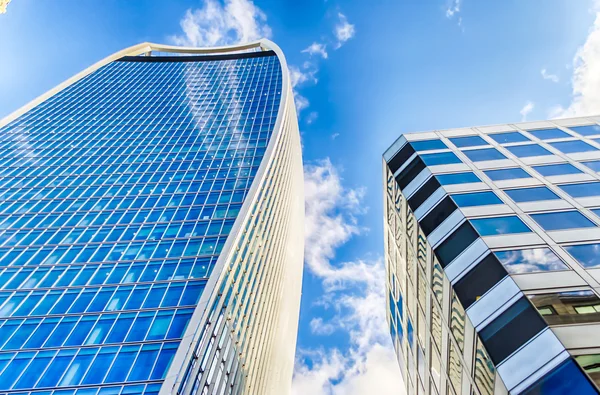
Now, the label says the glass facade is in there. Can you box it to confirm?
[0,42,303,395]
[384,118,600,395]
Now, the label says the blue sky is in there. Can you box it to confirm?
[2,0,600,393]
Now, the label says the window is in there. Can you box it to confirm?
[495,248,568,274]
[564,243,600,268]
[549,140,599,154]
[484,167,530,181]
[421,152,462,166]
[449,135,488,148]
[471,216,531,236]
[434,222,479,267]
[532,163,582,177]
[396,157,425,190]
[474,339,495,395]
[462,148,506,162]
[504,186,561,203]
[574,354,600,388]
[436,172,480,185]
[408,177,441,211]
[560,182,600,198]
[581,160,600,172]
[479,297,547,365]
[531,211,596,231]
[451,191,503,207]
[388,143,415,174]
[569,124,600,136]
[410,139,447,151]
[419,196,457,236]
[489,132,530,144]
[528,289,600,325]
[522,358,598,395]
[506,144,553,158]
[454,254,507,308]
[527,128,571,140]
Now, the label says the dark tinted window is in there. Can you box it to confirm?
[550,140,598,154]
[581,160,600,172]
[451,191,503,207]
[408,177,441,211]
[522,358,598,395]
[489,132,530,144]
[463,148,506,162]
[410,139,447,151]
[507,144,553,158]
[479,297,546,364]
[560,182,600,198]
[454,254,507,309]
[531,211,597,231]
[419,196,457,236]
[528,128,571,140]
[532,163,582,176]
[471,216,531,236]
[421,152,462,166]
[436,172,480,185]
[388,143,415,174]
[484,168,530,181]
[450,136,488,148]
[504,186,560,203]
[434,222,478,267]
[395,157,425,190]
[569,124,600,137]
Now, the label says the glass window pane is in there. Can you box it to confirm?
[507,144,553,157]
[495,248,568,274]
[489,132,530,144]
[527,128,571,140]
[560,182,600,198]
[531,211,596,231]
[484,168,531,181]
[471,216,531,236]
[410,139,447,151]
[451,191,503,207]
[569,124,600,136]
[436,172,480,185]
[522,358,598,395]
[564,243,600,268]
[529,290,600,325]
[582,160,600,172]
[574,354,600,388]
[449,135,488,148]
[420,152,462,166]
[454,254,507,308]
[434,222,478,267]
[419,196,457,236]
[474,338,495,395]
[462,148,506,162]
[532,163,582,176]
[550,140,598,154]
[407,177,441,211]
[504,186,561,203]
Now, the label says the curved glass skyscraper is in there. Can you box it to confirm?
[0,40,303,395]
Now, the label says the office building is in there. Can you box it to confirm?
[383,117,600,394]
[0,41,304,394]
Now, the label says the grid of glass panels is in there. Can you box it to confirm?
[0,51,282,393]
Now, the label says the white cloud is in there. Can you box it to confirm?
[310,317,336,335]
[289,65,318,88]
[520,101,535,121]
[170,0,271,47]
[446,0,461,18]
[541,68,559,83]
[303,42,329,59]
[334,13,356,49]
[550,4,600,118]
[331,132,340,140]
[306,111,319,124]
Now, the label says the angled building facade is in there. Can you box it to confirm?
[0,41,304,394]
[383,117,600,395]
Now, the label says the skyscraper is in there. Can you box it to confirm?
[383,117,600,395]
[0,40,304,395]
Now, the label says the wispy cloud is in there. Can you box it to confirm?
[331,132,340,140]
[306,111,319,124]
[520,101,535,121]
[303,42,329,59]
[290,64,319,113]
[169,0,271,47]
[334,13,356,49]
[541,68,559,83]
[446,0,461,18]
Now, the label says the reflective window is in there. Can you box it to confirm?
[560,182,600,198]
[549,140,599,154]
[448,341,462,394]
[462,148,506,162]
[449,136,487,148]
[471,216,531,236]
[504,186,560,203]
[484,167,530,181]
[436,172,481,185]
[454,254,507,308]
[532,163,583,177]
[389,143,416,174]
[529,289,600,325]
[474,339,495,395]
[419,196,457,236]
[434,222,478,267]
[581,160,600,172]
[451,191,503,207]
[489,132,530,144]
[574,354,600,388]
[564,243,600,268]
[396,157,425,190]
[479,297,547,365]
[410,139,447,151]
[527,128,571,140]
[421,152,462,166]
[531,211,597,231]
[522,358,598,395]
[494,248,568,274]
[507,144,553,157]
[569,124,600,136]
[408,177,441,211]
